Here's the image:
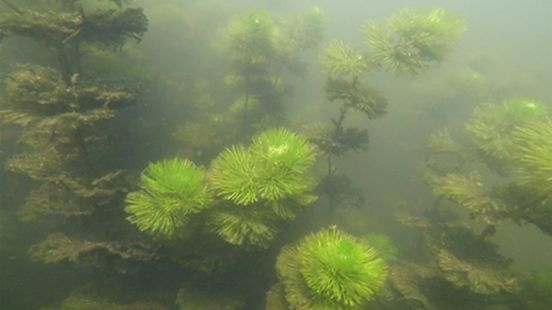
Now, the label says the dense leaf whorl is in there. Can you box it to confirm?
[125,158,212,238]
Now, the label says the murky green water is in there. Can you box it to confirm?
[1,1,551,309]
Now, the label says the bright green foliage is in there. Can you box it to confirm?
[364,8,465,74]
[321,41,368,78]
[250,128,316,200]
[208,205,278,248]
[514,118,552,194]
[209,146,258,205]
[276,228,388,309]
[125,158,212,238]
[210,128,315,205]
[226,11,277,68]
[208,128,316,248]
[465,98,547,160]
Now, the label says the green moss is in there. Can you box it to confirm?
[277,228,388,309]
[125,158,212,238]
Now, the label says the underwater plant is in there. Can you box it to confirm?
[276,228,388,309]
[0,0,151,282]
[390,211,519,309]
[210,128,315,205]
[513,118,552,194]
[307,7,464,215]
[364,8,465,74]
[465,98,547,160]
[226,10,278,69]
[125,158,212,238]
[321,41,369,78]
[426,97,552,237]
[219,8,324,133]
[208,128,317,248]
[0,0,147,83]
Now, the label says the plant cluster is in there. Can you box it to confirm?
[126,128,317,248]
[0,0,150,272]
[305,8,465,213]
[426,97,552,236]
[125,158,212,238]
[172,8,325,162]
[274,228,388,309]
[364,8,465,74]
[389,211,519,309]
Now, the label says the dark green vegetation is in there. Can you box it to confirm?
[0,1,551,309]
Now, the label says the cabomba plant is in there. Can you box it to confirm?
[274,227,388,310]
[0,0,149,270]
[208,128,317,248]
[125,158,212,238]
[305,8,465,211]
[125,128,317,249]
[172,7,324,162]
[426,97,552,237]
[223,8,324,130]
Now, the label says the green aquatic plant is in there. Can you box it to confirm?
[321,41,368,78]
[427,172,507,225]
[364,8,465,74]
[208,204,278,248]
[276,228,388,309]
[426,97,552,237]
[220,8,325,132]
[125,158,212,238]
[513,118,552,194]
[210,128,315,205]
[278,6,325,55]
[250,128,316,200]
[226,10,277,68]
[465,98,547,160]
[0,3,147,83]
[209,146,258,206]
[208,128,317,248]
[311,8,464,215]
[325,78,387,120]
[303,122,368,157]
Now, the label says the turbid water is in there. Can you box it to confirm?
[1,1,551,309]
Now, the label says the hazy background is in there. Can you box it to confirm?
[133,0,552,270]
[1,0,552,308]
